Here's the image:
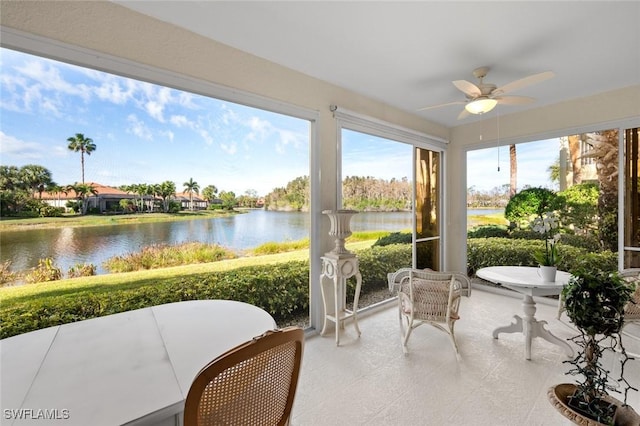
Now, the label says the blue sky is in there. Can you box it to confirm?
[467,139,560,192]
[1,47,559,196]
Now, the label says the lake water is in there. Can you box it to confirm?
[0,209,502,275]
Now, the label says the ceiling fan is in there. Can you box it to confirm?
[418,67,554,120]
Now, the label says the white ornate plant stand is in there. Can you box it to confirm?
[319,210,362,346]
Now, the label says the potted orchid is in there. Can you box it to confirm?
[531,211,561,281]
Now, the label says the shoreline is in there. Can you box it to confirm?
[0,209,242,231]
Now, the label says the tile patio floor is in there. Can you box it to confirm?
[291,286,640,425]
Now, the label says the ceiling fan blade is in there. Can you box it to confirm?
[417,101,465,111]
[493,71,554,95]
[457,108,471,120]
[494,95,535,105]
[452,80,481,97]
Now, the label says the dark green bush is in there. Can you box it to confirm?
[39,205,64,217]
[557,183,599,233]
[0,244,411,339]
[555,233,601,252]
[467,238,617,276]
[467,225,509,239]
[373,232,411,246]
[504,187,559,226]
[470,226,603,253]
[350,244,411,296]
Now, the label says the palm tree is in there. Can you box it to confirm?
[48,184,67,209]
[202,185,218,204]
[567,134,584,185]
[183,178,200,211]
[19,164,53,198]
[67,133,96,183]
[509,144,517,198]
[66,183,98,215]
[584,130,619,250]
[157,180,176,212]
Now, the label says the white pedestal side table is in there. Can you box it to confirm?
[320,252,362,346]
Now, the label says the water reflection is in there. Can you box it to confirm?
[1,211,412,275]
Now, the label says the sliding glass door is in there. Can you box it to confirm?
[623,127,640,268]
[415,147,441,270]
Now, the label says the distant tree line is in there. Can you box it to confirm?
[467,184,510,208]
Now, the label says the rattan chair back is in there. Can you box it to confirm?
[397,269,463,355]
[184,326,304,426]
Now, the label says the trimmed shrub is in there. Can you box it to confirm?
[557,183,599,233]
[39,205,64,217]
[467,238,617,276]
[0,244,410,339]
[467,225,509,239]
[351,243,411,295]
[504,187,559,226]
[373,232,411,247]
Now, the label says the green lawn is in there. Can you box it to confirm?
[0,240,374,306]
[467,212,508,228]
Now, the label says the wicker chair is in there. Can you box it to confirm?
[184,327,304,426]
[396,269,465,355]
[387,268,472,297]
[621,268,640,341]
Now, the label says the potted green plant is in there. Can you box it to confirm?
[548,269,638,425]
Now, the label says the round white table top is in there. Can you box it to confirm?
[1,300,276,426]
[476,266,571,297]
[477,266,570,288]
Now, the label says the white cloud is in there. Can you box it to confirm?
[145,100,165,122]
[275,129,304,154]
[220,104,240,126]
[126,114,153,141]
[95,79,134,104]
[198,129,214,146]
[16,60,90,100]
[220,142,237,154]
[161,130,174,142]
[178,92,198,109]
[0,131,44,159]
[170,115,193,128]
[246,116,271,141]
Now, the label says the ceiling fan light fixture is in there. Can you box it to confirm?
[465,98,498,114]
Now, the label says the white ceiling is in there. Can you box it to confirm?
[116,1,640,128]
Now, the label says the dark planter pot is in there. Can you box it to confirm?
[548,383,640,426]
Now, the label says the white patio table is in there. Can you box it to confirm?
[476,266,574,360]
[0,300,276,426]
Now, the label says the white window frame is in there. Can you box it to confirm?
[332,106,449,269]
[2,27,323,323]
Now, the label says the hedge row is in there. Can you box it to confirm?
[467,238,617,276]
[0,244,411,339]
[2,238,618,339]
